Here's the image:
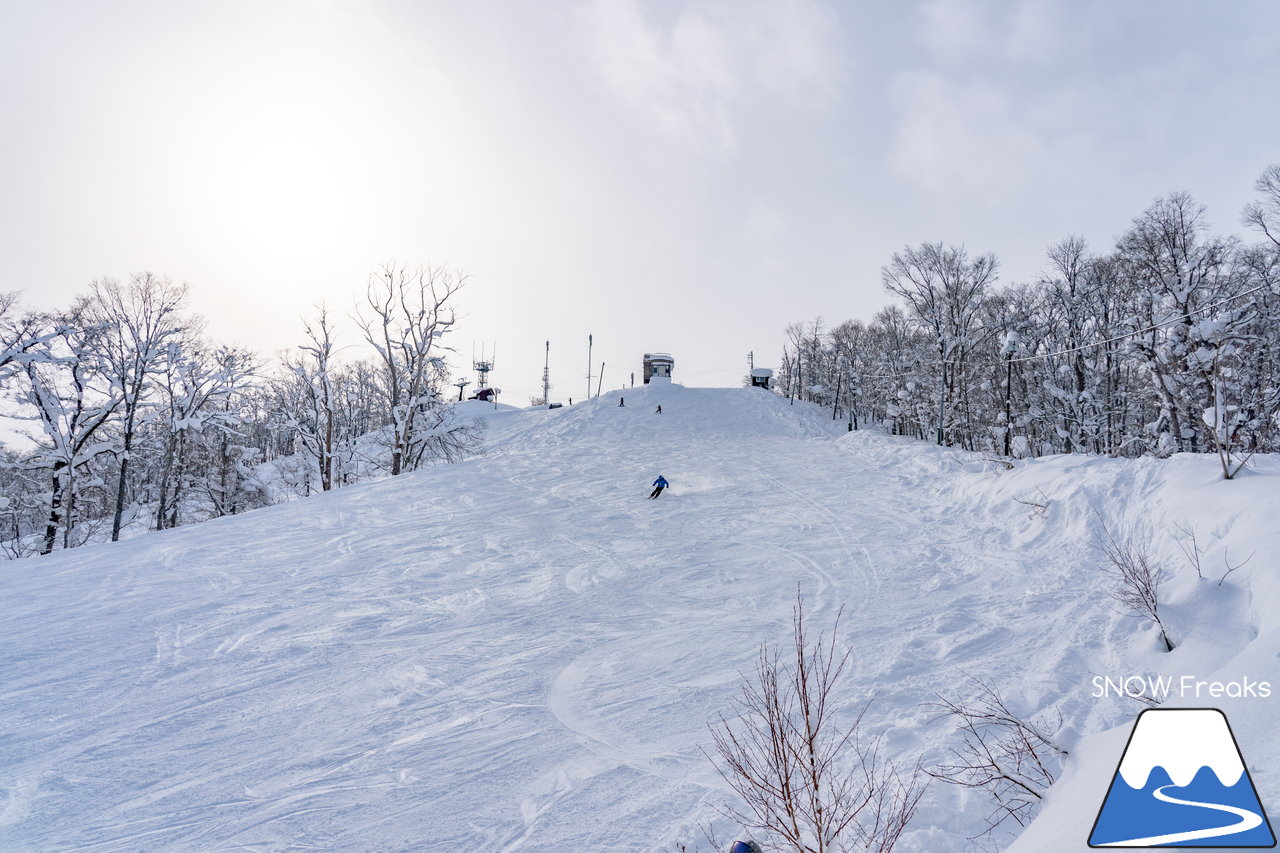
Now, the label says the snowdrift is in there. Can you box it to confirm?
[834,430,1280,850]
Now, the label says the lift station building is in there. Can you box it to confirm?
[643,353,674,384]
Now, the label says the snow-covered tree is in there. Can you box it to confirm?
[1114,193,1243,455]
[881,242,1000,448]
[775,172,1280,472]
[197,347,267,520]
[0,292,59,378]
[18,302,121,554]
[0,261,483,557]
[283,305,343,492]
[153,339,260,528]
[1241,163,1280,250]
[356,263,474,475]
[89,273,188,540]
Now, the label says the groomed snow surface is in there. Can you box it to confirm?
[3,382,1277,852]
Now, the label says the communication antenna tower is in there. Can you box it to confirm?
[473,343,496,389]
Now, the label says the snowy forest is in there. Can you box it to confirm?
[0,263,481,558]
[7,168,1279,562]
[775,168,1280,472]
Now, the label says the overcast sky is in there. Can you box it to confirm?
[3,0,1278,402]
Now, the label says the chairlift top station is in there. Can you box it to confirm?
[643,352,673,384]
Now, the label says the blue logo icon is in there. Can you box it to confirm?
[1089,708,1275,847]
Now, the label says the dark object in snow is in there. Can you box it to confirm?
[655,405,662,414]
[619,397,625,407]
[649,475,668,499]
[470,387,496,402]
[729,842,762,853]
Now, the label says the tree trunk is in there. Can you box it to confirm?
[937,349,948,446]
[62,478,77,550]
[322,409,333,491]
[111,445,129,537]
[110,426,134,541]
[41,467,66,555]
[155,433,178,530]
[1003,357,1013,457]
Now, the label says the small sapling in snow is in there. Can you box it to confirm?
[706,595,925,853]
[1094,517,1174,652]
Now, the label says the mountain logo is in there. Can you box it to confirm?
[1089,708,1275,847]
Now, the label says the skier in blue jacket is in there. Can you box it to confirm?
[649,475,668,499]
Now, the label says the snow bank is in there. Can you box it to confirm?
[928,447,1280,852]
[830,430,1280,850]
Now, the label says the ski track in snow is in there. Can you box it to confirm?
[1,386,1117,850]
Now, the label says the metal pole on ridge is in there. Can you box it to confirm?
[542,340,551,407]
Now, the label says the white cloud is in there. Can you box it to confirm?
[915,0,1061,67]
[581,0,845,152]
[916,0,997,67]
[582,0,734,150]
[1006,0,1062,64]
[888,69,1045,200]
[738,0,846,105]
[892,0,1070,199]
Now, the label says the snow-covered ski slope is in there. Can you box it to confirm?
[3,381,1278,851]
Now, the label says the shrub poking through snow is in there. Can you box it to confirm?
[926,676,1067,836]
[706,596,926,853]
[1095,518,1175,651]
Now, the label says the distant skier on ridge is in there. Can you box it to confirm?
[649,475,668,499]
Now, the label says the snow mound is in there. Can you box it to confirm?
[481,382,843,450]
